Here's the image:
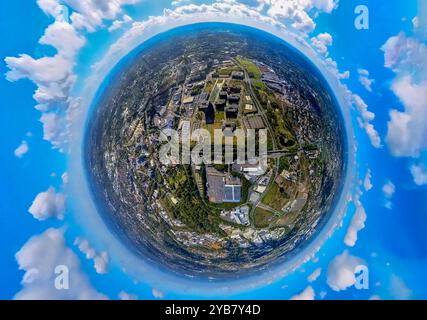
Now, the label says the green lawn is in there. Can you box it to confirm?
[262,182,289,211]
[236,57,262,79]
[215,111,226,121]
[254,206,276,228]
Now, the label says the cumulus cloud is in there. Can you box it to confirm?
[344,192,367,247]
[307,268,321,283]
[410,164,427,186]
[67,0,139,32]
[310,32,333,57]
[108,14,133,32]
[14,228,106,299]
[37,0,139,32]
[382,32,427,159]
[327,250,365,291]
[4,21,83,150]
[382,181,395,198]
[352,94,381,148]
[363,169,373,191]
[358,68,374,92]
[5,54,74,90]
[93,252,109,274]
[28,187,66,221]
[5,0,138,150]
[382,180,395,209]
[316,54,380,150]
[291,286,315,300]
[118,291,138,300]
[61,171,69,184]
[260,0,338,33]
[172,0,191,7]
[323,57,350,80]
[41,20,86,59]
[37,0,68,19]
[152,288,165,299]
[412,16,419,30]
[39,112,70,150]
[14,141,29,158]
[74,237,110,274]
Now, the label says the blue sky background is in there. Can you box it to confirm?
[1,0,426,300]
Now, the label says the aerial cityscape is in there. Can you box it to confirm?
[85,26,345,277]
[2,0,426,302]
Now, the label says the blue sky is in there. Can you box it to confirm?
[1,0,426,300]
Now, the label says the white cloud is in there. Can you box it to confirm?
[344,192,367,247]
[307,268,321,283]
[260,0,338,33]
[318,54,380,150]
[382,180,395,209]
[152,288,165,299]
[5,54,74,87]
[382,181,395,198]
[358,68,374,92]
[41,20,86,59]
[14,228,106,300]
[4,20,82,150]
[37,0,67,19]
[310,32,333,57]
[66,0,139,32]
[108,14,133,32]
[14,141,29,158]
[118,291,138,300]
[363,169,373,191]
[93,252,109,274]
[28,187,66,221]
[352,94,381,148]
[386,77,427,157]
[382,32,427,158]
[323,57,349,80]
[172,0,191,7]
[382,32,427,73]
[37,0,139,32]
[74,237,110,274]
[291,286,315,300]
[61,172,69,184]
[5,20,83,109]
[39,112,68,150]
[410,164,427,186]
[327,250,365,291]
[5,0,139,150]
[412,16,419,30]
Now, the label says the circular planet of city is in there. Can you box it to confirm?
[84,23,347,279]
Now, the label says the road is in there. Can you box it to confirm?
[234,58,282,225]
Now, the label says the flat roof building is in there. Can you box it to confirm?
[225,105,239,118]
[183,96,194,105]
[206,166,242,203]
[231,71,244,80]
[243,115,265,129]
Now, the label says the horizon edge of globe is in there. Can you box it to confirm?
[67,21,356,296]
